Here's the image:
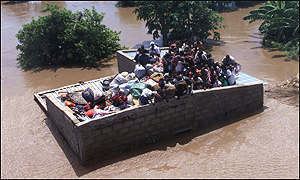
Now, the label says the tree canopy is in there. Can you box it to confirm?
[244,1,299,59]
[133,1,223,46]
[16,4,121,70]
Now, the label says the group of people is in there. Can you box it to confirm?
[134,41,241,90]
[59,41,241,120]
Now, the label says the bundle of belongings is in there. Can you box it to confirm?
[58,41,241,121]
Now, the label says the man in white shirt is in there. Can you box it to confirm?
[226,68,237,85]
[149,41,161,57]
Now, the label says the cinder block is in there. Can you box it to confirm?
[102,126,112,134]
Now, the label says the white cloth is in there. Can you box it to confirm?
[141,88,154,97]
[125,73,136,81]
[145,64,153,70]
[109,73,128,88]
[149,45,161,56]
[226,69,237,85]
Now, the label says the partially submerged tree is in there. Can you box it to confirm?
[169,1,223,43]
[244,1,299,59]
[16,4,121,70]
[134,1,223,46]
[134,1,178,46]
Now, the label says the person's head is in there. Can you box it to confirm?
[170,43,176,49]
[207,53,212,59]
[226,55,230,59]
[175,74,182,81]
[150,41,155,48]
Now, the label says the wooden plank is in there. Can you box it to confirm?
[91,82,102,92]
[94,81,103,91]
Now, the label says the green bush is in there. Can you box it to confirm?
[16,4,121,70]
[244,1,299,60]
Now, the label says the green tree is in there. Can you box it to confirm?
[133,1,223,46]
[16,4,121,70]
[170,1,223,42]
[243,1,299,59]
[134,1,177,46]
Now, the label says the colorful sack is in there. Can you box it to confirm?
[82,88,94,103]
[92,95,106,107]
[68,92,88,105]
[130,82,148,98]
[150,72,164,82]
[111,92,128,107]
[158,83,175,99]
[134,64,147,79]
[175,80,188,96]
[144,79,160,91]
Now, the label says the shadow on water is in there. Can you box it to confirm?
[206,38,226,46]
[22,56,116,73]
[250,46,263,49]
[2,1,29,5]
[272,54,287,59]
[45,106,268,177]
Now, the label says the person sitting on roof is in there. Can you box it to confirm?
[169,43,179,54]
[221,54,241,74]
[134,45,151,66]
[221,54,236,67]
[149,41,161,57]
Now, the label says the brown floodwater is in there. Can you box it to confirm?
[1,1,299,178]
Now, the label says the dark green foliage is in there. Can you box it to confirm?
[206,1,263,12]
[133,1,223,46]
[169,1,223,43]
[235,1,264,8]
[244,1,299,59]
[16,4,121,70]
[115,1,138,7]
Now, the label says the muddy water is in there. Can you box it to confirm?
[1,1,299,178]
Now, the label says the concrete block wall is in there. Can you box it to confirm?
[46,96,81,156]
[46,83,263,163]
[116,50,137,73]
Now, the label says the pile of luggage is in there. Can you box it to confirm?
[58,41,242,120]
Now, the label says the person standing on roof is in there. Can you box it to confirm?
[149,41,161,57]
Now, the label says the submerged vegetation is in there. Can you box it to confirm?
[206,1,263,12]
[119,1,263,45]
[133,1,223,46]
[115,1,138,7]
[16,4,121,70]
[116,1,263,10]
[244,1,299,60]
